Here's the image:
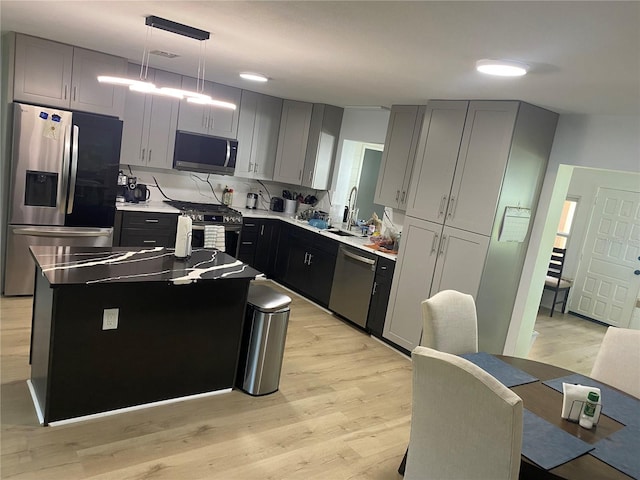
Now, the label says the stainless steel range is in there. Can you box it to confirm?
[164,200,242,257]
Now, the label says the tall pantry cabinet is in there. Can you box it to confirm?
[383,100,558,353]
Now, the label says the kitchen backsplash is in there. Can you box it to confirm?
[121,164,332,213]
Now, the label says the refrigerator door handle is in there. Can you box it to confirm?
[60,124,72,215]
[67,124,79,214]
[12,227,113,237]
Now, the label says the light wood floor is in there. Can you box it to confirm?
[0,285,607,479]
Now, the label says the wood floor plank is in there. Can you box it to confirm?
[0,285,605,479]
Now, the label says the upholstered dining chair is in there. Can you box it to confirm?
[404,347,523,480]
[399,289,480,476]
[590,326,640,399]
[420,289,478,354]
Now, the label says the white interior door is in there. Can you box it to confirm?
[570,187,640,326]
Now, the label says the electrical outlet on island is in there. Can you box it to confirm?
[102,308,119,330]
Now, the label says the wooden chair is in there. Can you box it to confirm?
[404,347,523,480]
[543,247,572,317]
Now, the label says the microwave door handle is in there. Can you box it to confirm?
[224,140,230,167]
[60,124,72,215]
[67,124,79,214]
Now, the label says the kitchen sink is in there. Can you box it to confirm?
[326,229,365,237]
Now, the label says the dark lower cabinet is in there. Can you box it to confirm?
[367,256,396,338]
[115,210,178,248]
[238,218,280,276]
[274,223,338,307]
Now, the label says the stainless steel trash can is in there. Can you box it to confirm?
[238,284,291,396]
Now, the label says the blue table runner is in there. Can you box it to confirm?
[460,352,538,387]
[590,423,640,479]
[543,373,640,427]
[521,409,594,470]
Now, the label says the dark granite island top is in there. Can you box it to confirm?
[30,246,262,286]
[28,246,261,425]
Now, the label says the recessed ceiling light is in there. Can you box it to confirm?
[239,72,269,82]
[476,59,529,77]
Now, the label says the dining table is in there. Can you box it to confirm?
[496,355,637,480]
[398,354,638,479]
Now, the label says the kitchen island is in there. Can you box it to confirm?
[28,246,261,425]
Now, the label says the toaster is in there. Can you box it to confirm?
[270,197,284,212]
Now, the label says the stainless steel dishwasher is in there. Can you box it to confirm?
[329,245,377,328]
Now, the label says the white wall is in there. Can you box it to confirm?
[329,107,390,223]
[506,114,640,356]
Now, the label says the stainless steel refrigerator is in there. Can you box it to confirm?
[4,103,123,295]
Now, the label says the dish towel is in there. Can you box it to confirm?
[204,225,226,251]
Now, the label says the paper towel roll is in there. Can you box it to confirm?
[174,215,192,258]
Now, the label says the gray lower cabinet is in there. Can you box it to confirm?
[366,256,395,339]
[114,210,178,248]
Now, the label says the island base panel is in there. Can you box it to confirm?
[32,277,250,424]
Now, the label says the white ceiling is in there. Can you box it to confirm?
[1,1,639,115]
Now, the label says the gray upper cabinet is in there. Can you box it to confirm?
[273,100,313,185]
[273,100,343,188]
[385,99,559,354]
[177,76,241,139]
[13,33,126,117]
[405,101,469,223]
[374,105,425,210]
[120,64,181,169]
[301,103,343,190]
[235,90,283,180]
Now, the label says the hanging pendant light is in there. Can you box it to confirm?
[98,16,236,110]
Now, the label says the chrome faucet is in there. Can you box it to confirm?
[347,186,358,227]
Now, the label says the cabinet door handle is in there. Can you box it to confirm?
[260,225,264,236]
[254,163,258,173]
[241,241,254,245]
[64,85,68,100]
[304,252,309,264]
[141,148,145,161]
[144,219,159,223]
[299,170,302,180]
[307,253,313,265]
[400,190,406,204]
[148,149,152,163]
[372,281,378,296]
[431,233,439,255]
[143,240,156,244]
[439,234,448,256]
[395,190,400,202]
[447,196,456,219]
[438,195,448,218]
[308,170,313,182]
[72,86,77,101]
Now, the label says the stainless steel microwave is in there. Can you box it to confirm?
[173,130,238,176]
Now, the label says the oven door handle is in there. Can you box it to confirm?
[191,224,205,231]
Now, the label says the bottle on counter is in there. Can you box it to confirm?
[579,391,600,429]
[222,186,233,206]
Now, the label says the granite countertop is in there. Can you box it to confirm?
[116,202,397,261]
[30,246,262,286]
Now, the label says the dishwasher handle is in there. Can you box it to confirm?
[340,246,376,265]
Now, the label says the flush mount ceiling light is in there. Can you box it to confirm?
[239,72,269,83]
[476,59,529,77]
[98,16,236,110]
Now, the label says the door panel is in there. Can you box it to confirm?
[570,187,640,326]
[382,217,441,351]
